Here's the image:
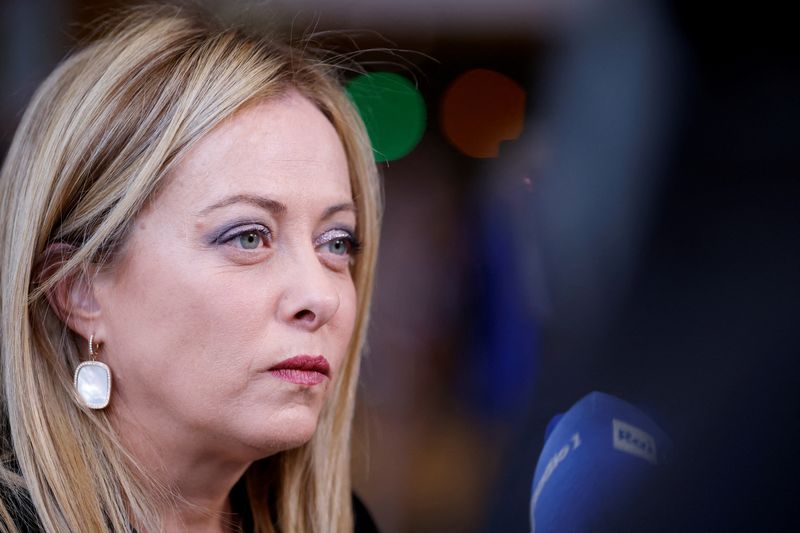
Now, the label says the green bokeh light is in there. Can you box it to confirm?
[345,72,426,162]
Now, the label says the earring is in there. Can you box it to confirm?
[74,334,112,409]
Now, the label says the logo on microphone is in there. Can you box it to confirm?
[612,418,658,464]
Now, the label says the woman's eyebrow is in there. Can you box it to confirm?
[196,194,356,220]
[196,194,287,217]
[321,202,356,221]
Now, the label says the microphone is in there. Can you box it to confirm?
[530,392,671,533]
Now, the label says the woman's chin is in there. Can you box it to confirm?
[235,409,322,457]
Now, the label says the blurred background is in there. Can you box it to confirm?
[2,0,798,531]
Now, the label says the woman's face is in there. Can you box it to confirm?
[93,91,358,461]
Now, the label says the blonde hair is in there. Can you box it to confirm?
[0,5,381,532]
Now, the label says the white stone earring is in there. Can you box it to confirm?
[74,334,112,409]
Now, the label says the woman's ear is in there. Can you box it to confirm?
[40,242,104,341]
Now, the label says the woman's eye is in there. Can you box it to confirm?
[237,231,262,250]
[218,224,271,250]
[327,237,351,256]
[316,229,360,259]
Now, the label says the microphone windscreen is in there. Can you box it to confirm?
[530,391,671,533]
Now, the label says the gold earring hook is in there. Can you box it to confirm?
[89,334,98,361]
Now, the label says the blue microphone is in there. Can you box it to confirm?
[530,392,671,533]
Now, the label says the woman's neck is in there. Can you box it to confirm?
[161,495,239,533]
[111,402,257,532]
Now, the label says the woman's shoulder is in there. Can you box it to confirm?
[2,483,377,533]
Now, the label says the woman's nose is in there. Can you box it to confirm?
[277,249,340,331]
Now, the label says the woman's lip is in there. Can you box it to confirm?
[268,355,330,385]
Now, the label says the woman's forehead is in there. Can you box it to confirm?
[159,91,353,213]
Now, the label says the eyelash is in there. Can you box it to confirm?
[218,223,271,248]
[315,228,363,257]
[216,223,362,257]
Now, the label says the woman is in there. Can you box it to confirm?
[0,4,381,532]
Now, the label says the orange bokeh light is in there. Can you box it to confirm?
[440,69,526,158]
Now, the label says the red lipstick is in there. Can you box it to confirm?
[268,355,330,386]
